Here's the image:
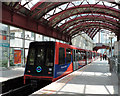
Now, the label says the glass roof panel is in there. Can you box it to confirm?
[21,0,41,10]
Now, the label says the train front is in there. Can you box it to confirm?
[24,42,55,84]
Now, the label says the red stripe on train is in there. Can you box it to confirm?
[24,75,53,84]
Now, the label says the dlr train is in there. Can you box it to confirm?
[24,41,100,84]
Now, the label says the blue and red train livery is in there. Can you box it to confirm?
[24,41,100,84]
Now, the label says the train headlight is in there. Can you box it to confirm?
[48,72,52,74]
[36,66,42,72]
[27,70,31,73]
[49,68,52,71]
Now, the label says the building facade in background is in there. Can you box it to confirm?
[72,33,93,50]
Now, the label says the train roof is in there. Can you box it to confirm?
[56,41,88,51]
[29,41,91,52]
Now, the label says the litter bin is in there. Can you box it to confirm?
[109,57,116,72]
[109,57,113,72]
[108,57,110,64]
[117,63,120,73]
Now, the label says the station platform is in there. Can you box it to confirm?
[30,59,119,96]
[0,67,24,82]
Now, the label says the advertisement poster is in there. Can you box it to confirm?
[14,50,21,64]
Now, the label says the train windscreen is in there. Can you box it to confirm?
[36,47,46,65]
[29,48,35,65]
[27,42,54,67]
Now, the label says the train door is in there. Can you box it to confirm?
[73,49,76,71]
[78,50,81,68]
[80,50,85,66]
[85,51,88,65]
[87,51,90,63]
[75,50,79,70]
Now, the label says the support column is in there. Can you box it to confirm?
[117,30,120,41]
[8,25,10,68]
[23,30,25,66]
[98,31,100,43]
[110,37,113,57]
[118,5,120,41]
[69,36,72,45]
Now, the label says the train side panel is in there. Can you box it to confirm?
[53,42,73,81]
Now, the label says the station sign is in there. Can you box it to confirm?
[0,43,9,47]
[96,43,102,47]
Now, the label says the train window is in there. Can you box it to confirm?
[80,52,83,60]
[88,52,90,58]
[73,50,75,61]
[80,51,83,60]
[59,47,65,65]
[46,48,54,66]
[78,50,81,60]
[76,50,78,61]
[76,50,80,61]
[90,52,92,59]
[83,51,86,59]
[94,52,95,57]
[29,48,35,65]
[36,48,45,65]
[66,49,71,63]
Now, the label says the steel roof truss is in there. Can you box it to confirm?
[88,28,96,36]
[51,4,89,27]
[68,23,117,37]
[49,4,120,26]
[87,28,94,36]
[91,28,101,39]
[90,28,99,38]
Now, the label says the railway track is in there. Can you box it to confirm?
[2,84,32,96]
[1,76,52,96]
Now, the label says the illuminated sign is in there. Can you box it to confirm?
[36,66,42,72]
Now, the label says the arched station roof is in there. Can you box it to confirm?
[1,0,120,42]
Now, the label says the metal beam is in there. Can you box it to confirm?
[85,28,91,34]
[67,22,117,34]
[30,1,44,11]
[91,29,101,39]
[60,15,119,32]
[70,26,112,38]
[87,28,94,36]
[1,4,70,42]
[50,4,120,26]
[90,28,99,38]
[89,28,97,37]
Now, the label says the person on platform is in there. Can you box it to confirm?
[100,54,102,61]
[104,53,107,60]
[103,53,105,60]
